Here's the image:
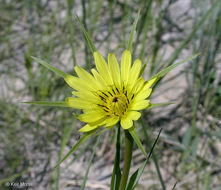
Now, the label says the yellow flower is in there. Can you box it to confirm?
[64,50,156,132]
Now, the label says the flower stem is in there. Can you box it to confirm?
[119,130,133,190]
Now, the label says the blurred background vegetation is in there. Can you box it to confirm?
[0,0,221,189]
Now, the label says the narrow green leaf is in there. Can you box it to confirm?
[172,182,177,190]
[127,9,141,51]
[147,128,162,160]
[129,127,147,157]
[66,0,77,66]
[140,120,166,190]
[95,127,109,137]
[31,56,68,78]
[55,131,95,168]
[75,15,97,53]
[191,135,199,158]
[147,102,174,109]
[126,128,162,190]
[81,136,100,190]
[64,138,93,170]
[54,119,76,190]
[150,53,199,80]
[139,56,150,77]
[182,127,192,148]
[126,161,146,190]
[111,126,121,190]
[23,101,68,107]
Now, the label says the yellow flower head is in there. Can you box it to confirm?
[65,50,156,132]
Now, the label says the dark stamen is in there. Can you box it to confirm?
[108,91,113,97]
[116,87,120,93]
[112,88,116,95]
[112,97,118,103]
[131,94,135,100]
[97,104,109,110]
[102,92,108,97]
[99,95,105,100]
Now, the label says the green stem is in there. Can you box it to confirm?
[119,130,133,190]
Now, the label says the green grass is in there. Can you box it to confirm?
[0,0,221,189]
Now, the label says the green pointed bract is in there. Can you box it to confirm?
[55,131,95,168]
[147,102,174,109]
[31,56,68,78]
[75,15,97,53]
[55,128,107,168]
[150,53,199,81]
[128,127,147,157]
[95,128,109,137]
[139,56,150,77]
[127,9,141,51]
[23,101,68,107]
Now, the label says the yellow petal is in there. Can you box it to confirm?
[120,117,133,129]
[78,111,105,123]
[64,75,78,89]
[72,91,99,104]
[129,77,145,96]
[65,97,92,109]
[127,111,141,121]
[134,88,152,101]
[74,66,102,89]
[105,116,119,127]
[93,52,113,85]
[127,59,142,89]
[131,100,150,110]
[91,68,108,90]
[121,50,131,86]
[78,124,99,132]
[64,75,94,92]
[143,77,157,90]
[108,53,121,89]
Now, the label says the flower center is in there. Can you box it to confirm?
[96,87,131,117]
[109,94,128,116]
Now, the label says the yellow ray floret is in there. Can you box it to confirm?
[65,50,157,132]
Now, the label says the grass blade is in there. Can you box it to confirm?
[81,136,100,190]
[55,119,76,190]
[172,182,177,190]
[167,0,219,66]
[126,128,162,190]
[23,101,68,107]
[141,119,166,190]
[66,0,77,66]
[139,56,150,77]
[31,56,68,78]
[150,53,199,81]
[127,9,141,51]
[75,15,97,53]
